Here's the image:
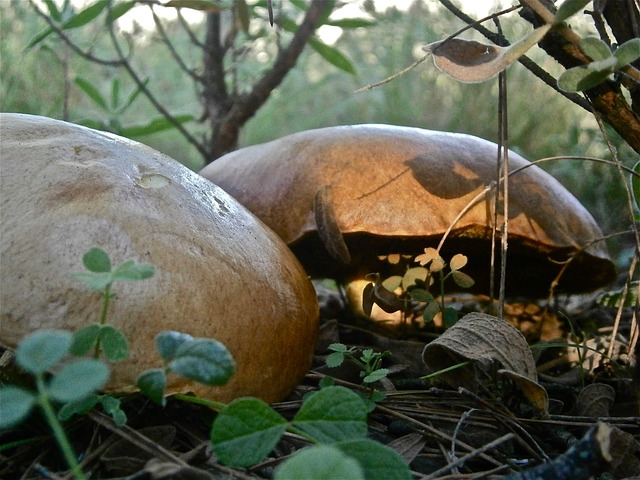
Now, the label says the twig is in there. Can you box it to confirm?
[423,433,516,480]
[105,3,208,159]
[88,411,188,466]
[149,4,202,82]
[437,0,592,112]
[28,0,125,67]
[354,54,431,93]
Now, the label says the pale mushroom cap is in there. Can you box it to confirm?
[0,113,319,404]
[200,124,615,296]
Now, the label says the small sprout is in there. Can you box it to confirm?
[363,248,474,327]
[137,331,235,406]
[0,329,110,480]
[72,247,155,361]
[326,343,390,401]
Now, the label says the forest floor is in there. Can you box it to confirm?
[1,286,638,479]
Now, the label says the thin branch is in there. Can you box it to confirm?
[29,0,125,67]
[230,0,331,125]
[438,0,592,111]
[149,4,202,82]
[177,9,204,48]
[105,4,207,158]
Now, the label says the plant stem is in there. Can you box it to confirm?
[99,285,112,326]
[35,375,86,480]
[172,393,226,411]
[94,285,113,358]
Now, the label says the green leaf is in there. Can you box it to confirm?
[49,359,109,403]
[72,271,113,291]
[73,77,109,110]
[82,247,112,273]
[25,27,55,49]
[58,394,100,421]
[43,0,63,21]
[16,330,72,374]
[326,18,376,29]
[163,0,227,11]
[308,38,357,75]
[121,115,194,137]
[111,259,155,282]
[100,325,130,362]
[328,343,349,353]
[70,324,101,356]
[136,368,167,406]
[442,307,458,328]
[275,444,365,480]
[451,270,475,288]
[554,0,591,24]
[579,36,612,61]
[0,387,36,429]
[401,267,428,290]
[557,59,616,92]
[155,331,194,361]
[319,376,335,388]
[110,78,120,111]
[410,288,433,303]
[99,395,127,426]
[106,1,137,23]
[632,161,640,212]
[326,351,345,368]
[336,439,412,480]
[613,38,640,68]
[169,339,235,386]
[211,397,288,467]
[292,386,368,443]
[422,301,440,323]
[120,77,149,112]
[62,0,109,30]
[363,368,389,384]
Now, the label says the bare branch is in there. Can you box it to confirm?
[150,4,202,82]
[438,0,592,111]
[29,0,125,67]
[105,4,207,158]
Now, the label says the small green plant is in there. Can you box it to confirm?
[0,330,109,480]
[136,331,235,407]
[558,36,640,93]
[70,246,154,361]
[209,385,411,479]
[1,247,411,479]
[363,248,474,328]
[325,343,390,404]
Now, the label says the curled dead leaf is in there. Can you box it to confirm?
[363,273,405,314]
[422,312,548,415]
[423,25,551,83]
[576,383,615,417]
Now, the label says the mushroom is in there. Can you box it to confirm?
[200,124,615,297]
[0,113,319,404]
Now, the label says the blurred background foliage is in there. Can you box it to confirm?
[1,0,636,266]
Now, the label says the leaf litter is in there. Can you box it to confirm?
[0,289,638,479]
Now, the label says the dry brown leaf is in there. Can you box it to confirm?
[423,25,550,83]
[422,312,548,414]
[576,383,616,417]
[386,433,427,464]
[102,426,177,476]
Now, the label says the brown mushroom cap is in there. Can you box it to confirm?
[0,113,319,404]
[200,124,615,296]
